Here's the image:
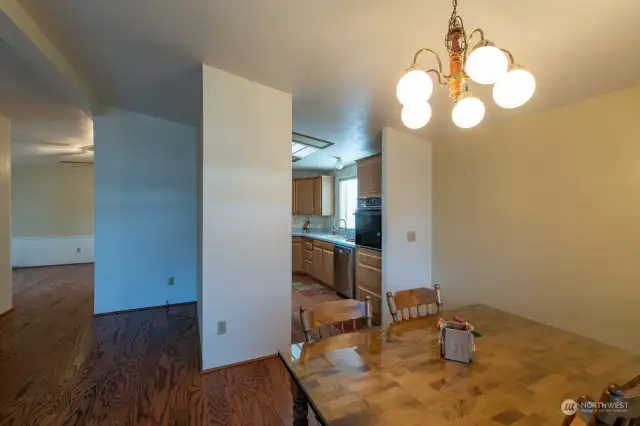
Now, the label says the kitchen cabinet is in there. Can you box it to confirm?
[293,176,334,216]
[322,248,334,288]
[292,237,302,272]
[313,246,323,280]
[355,247,382,325]
[356,154,382,198]
[302,238,314,275]
[311,240,335,286]
[293,178,315,216]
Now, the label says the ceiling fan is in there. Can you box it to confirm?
[14,140,94,157]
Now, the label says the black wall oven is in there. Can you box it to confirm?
[355,197,382,250]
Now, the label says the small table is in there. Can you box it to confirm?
[279,304,640,426]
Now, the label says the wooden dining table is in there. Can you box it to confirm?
[279,304,640,426]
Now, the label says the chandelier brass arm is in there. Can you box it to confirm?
[499,48,516,66]
[468,28,485,46]
[425,69,449,86]
[410,48,450,86]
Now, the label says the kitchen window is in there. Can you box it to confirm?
[338,177,358,229]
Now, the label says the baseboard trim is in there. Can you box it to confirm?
[13,262,95,271]
[200,354,278,375]
[93,301,196,317]
[0,308,14,319]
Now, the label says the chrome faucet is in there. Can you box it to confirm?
[335,219,348,237]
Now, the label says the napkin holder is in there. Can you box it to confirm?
[438,321,475,363]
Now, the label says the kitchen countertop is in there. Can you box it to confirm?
[292,231,356,249]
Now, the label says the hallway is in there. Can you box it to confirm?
[0,265,318,426]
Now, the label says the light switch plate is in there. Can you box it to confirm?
[407,231,416,242]
[217,321,227,335]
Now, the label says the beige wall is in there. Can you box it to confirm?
[12,164,94,237]
[382,127,432,327]
[0,115,11,314]
[433,85,640,353]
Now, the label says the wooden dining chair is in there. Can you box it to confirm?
[300,297,372,343]
[386,284,442,323]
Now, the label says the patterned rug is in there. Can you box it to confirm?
[292,281,333,296]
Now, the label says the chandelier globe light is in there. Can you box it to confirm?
[396,0,535,129]
[401,102,432,129]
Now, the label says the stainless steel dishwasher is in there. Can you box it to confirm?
[334,245,354,298]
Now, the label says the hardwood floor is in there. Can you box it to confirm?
[1,264,334,426]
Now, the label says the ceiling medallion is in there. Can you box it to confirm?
[397,0,536,129]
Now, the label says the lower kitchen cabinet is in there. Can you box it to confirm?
[313,247,323,280]
[322,248,334,288]
[302,259,313,275]
[293,236,337,289]
[356,247,382,325]
[292,237,302,272]
[311,240,335,286]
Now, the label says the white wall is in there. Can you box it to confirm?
[381,127,432,327]
[0,115,11,315]
[11,164,94,267]
[433,85,640,353]
[200,65,291,370]
[94,108,198,315]
[12,235,93,267]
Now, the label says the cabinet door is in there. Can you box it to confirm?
[295,179,315,215]
[313,247,323,281]
[292,180,296,214]
[369,156,382,196]
[303,259,313,275]
[357,162,371,197]
[322,249,334,288]
[313,177,322,216]
[292,241,302,272]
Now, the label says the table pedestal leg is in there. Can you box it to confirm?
[292,378,309,426]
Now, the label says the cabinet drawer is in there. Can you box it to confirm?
[313,240,334,251]
[357,247,382,270]
[357,286,381,326]
[303,239,313,252]
[303,249,313,261]
[292,236,302,243]
[356,263,381,294]
[302,259,313,275]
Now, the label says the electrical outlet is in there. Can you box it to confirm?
[76,247,81,253]
[168,277,175,286]
[217,321,226,335]
[407,231,417,242]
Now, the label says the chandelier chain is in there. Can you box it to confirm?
[448,0,459,29]
[444,0,467,55]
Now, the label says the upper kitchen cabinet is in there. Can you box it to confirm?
[293,176,334,216]
[356,154,382,198]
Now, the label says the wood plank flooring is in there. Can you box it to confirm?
[1,264,336,425]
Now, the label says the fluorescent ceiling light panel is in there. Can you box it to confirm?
[291,132,335,162]
[295,146,319,158]
[292,142,307,155]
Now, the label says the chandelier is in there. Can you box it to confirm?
[397,0,536,129]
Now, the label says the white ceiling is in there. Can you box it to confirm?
[11,0,640,169]
[0,27,92,165]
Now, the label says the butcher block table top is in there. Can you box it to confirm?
[279,304,640,426]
